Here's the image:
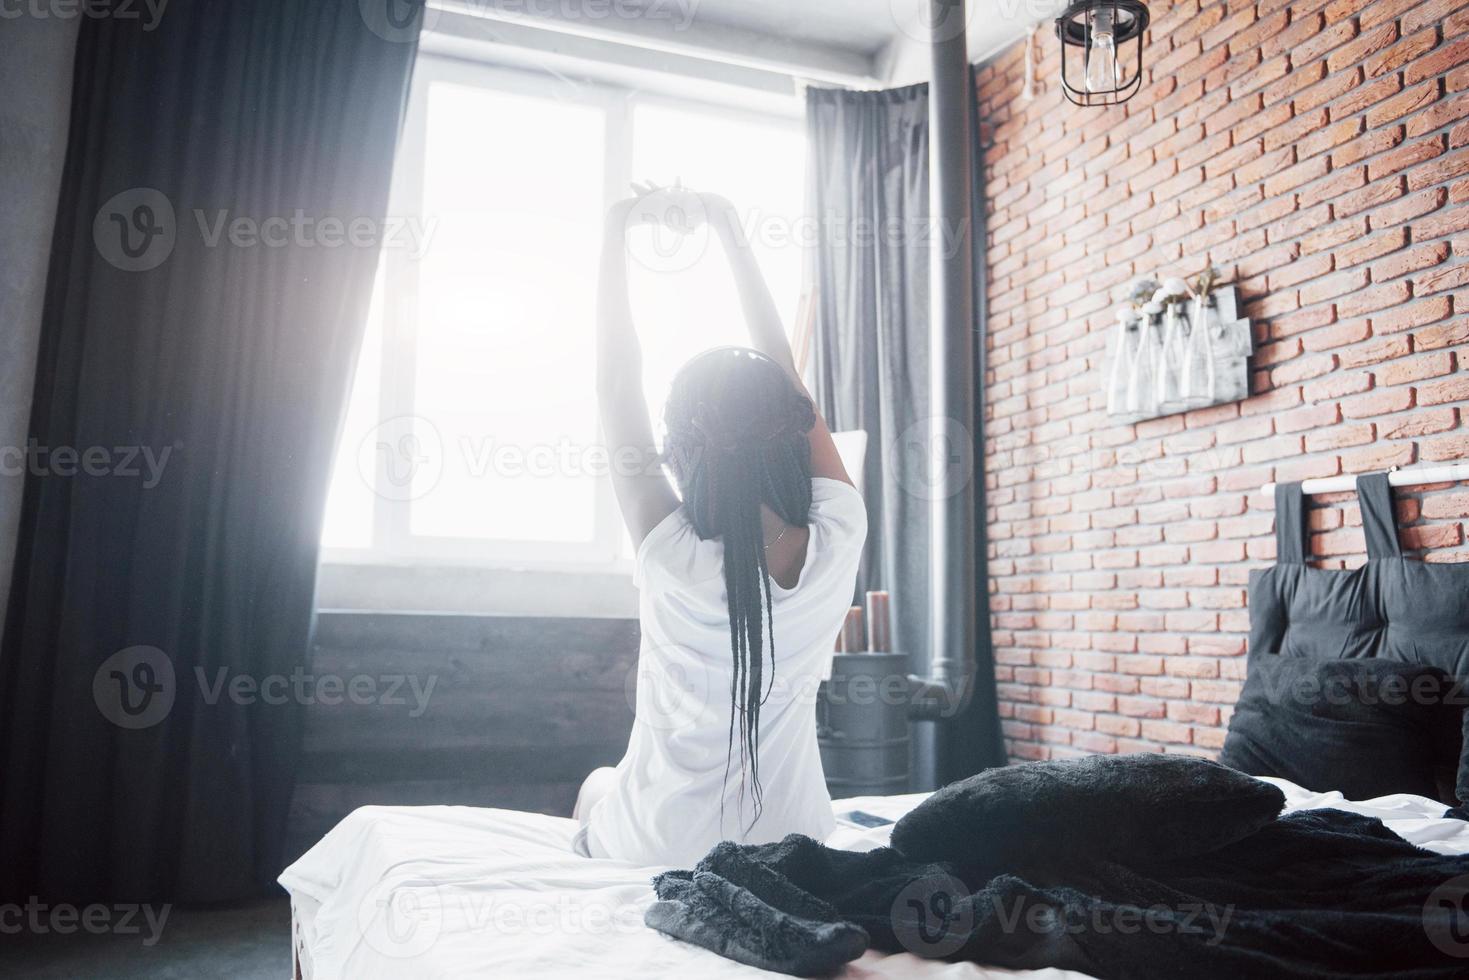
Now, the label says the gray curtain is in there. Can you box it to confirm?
[0,0,421,904]
[805,79,1003,788]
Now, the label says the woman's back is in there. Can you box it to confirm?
[588,187,867,867]
[585,477,867,867]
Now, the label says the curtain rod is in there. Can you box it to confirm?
[1260,462,1469,497]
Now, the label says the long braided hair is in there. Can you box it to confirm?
[662,347,816,827]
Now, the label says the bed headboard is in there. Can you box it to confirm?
[1248,471,1469,676]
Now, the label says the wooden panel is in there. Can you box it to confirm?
[287,612,640,855]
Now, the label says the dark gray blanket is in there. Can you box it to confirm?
[647,772,1469,977]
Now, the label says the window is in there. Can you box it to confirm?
[322,55,805,567]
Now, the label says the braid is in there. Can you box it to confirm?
[663,348,814,834]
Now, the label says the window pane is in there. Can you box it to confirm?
[629,103,806,433]
[409,81,606,544]
[321,269,385,550]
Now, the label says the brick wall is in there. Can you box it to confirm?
[976,0,1469,762]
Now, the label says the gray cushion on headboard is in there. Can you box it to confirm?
[1246,473,1469,799]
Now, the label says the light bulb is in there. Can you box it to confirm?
[1084,30,1118,92]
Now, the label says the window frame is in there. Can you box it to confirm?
[321,51,805,574]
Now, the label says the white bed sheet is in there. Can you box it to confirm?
[279,779,1469,979]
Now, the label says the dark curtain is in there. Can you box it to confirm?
[0,0,421,904]
[805,75,1003,790]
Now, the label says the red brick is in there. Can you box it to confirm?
[1340,335,1411,368]
[1306,423,1376,451]
[1366,135,1445,182]
[1414,318,1469,350]
[1266,156,1333,197]
[1340,442,1418,473]
[1287,14,1355,63]
[1407,93,1469,138]
[1268,253,1334,290]
[1296,67,1367,113]
[1370,296,1451,334]
[1417,376,1469,406]
[1367,29,1440,81]
[1416,262,1469,293]
[1403,0,1469,34]
[1402,525,1466,550]
[1301,320,1371,352]
[1406,38,1469,86]
[1340,388,1415,418]
[1269,305,1337,339]
[1303,370,1373,402]
[1330,125,1406,168]
[1369,187,1448,230]
[1379,408,1460,438]
[1334,176,1407,217]
[1330,72,1404,122]
[1377,351,1457,386]
[1339,281,1414,317]
[1367,82,1441,129]
[1424,435,1469,462]
[1140,720,1194,745]
[1371,242,1451,281]
[1358,0,1419,29]
[1407,148,1469,192]
[1422,492,1469,520]
[1328,23,1400,75]
[980,6,1469,764]
[1300,269,1370,305]
[1334,227,1407,268]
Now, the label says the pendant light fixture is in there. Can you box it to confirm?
[1055,0,1149,107]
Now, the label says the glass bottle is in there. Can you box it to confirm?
[1155,299,1186,414]
[1107,310,1138,419]
[1127,303,1163,419]
[1181,292,1218,407]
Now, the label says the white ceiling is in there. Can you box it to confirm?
[686,0,917,58]
[684,0,1066,80]
[444,0,1059,86]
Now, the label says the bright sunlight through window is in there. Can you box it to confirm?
[321,56,806,566]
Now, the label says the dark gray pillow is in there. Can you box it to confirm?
[890,753,1285,872]
[1219,657,1463,804]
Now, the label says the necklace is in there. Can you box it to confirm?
[763,525,787,551]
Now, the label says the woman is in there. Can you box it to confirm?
[572,186,867,867]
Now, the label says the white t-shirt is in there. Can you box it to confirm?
[586,477,868,868]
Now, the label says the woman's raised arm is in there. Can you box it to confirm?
[702,193,854,488]
[597,199,679,547]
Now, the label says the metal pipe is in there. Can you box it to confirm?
[922,0,978,724]
[1261,463,1469,497]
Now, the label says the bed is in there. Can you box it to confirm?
[280,779,1469,979]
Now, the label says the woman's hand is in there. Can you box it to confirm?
[610,180,708,234]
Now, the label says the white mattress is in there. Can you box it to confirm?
[279,780,1469,979]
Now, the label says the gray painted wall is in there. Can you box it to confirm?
[0,16,79,623]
